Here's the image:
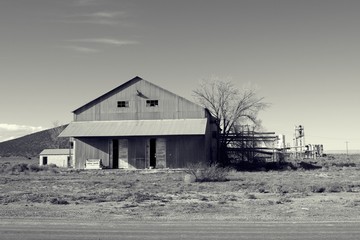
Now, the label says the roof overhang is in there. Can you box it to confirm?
[40,149,73,155]
[59,119,207,137]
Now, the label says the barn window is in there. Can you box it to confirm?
[146,100,158,107]
[117,101,129,108]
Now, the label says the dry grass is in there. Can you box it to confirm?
[0,161,59,174]
[0,154,359,221]
[185,163,231,182]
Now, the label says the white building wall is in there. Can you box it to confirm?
[40,155,69,167]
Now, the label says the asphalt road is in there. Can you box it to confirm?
[1,219,360,240]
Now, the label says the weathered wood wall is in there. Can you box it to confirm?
[127,136,206,169]
[127,138,147,169]
[74,138,109,169]
[166,136,206,168]
[156,138,166,168]
[75,80,206,121]
[74,136,208,169]
[118,139,129,169]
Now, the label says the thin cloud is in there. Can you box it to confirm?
[0,124,43,132]
[62,45,99,53]
[74,0,101,6]
[72,19,119,25]
[64,11,126,25]
[87,11,126,18]
[0,124,44,142]
[67,38,139,46]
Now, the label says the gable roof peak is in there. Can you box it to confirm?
[73,76,142,113]
[134,76,143,80]
[72,76,203,114]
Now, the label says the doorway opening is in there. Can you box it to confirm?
[43,157,48,165]
[112,139,119,169]
[149,138,156,168]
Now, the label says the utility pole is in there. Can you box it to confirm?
[346,141,349,156]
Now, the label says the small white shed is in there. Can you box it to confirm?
[39,149,73,168]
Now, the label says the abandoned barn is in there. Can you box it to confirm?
[59,76,218,169]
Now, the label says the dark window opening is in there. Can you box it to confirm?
[43,157,48,165]
[146,100,158,107]
[117,101,129,108]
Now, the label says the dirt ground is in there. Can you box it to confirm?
[0,155,359,222]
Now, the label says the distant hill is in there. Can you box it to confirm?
[325,150,360,154]
[0,125,69,157]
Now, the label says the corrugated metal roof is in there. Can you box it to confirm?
[40,149,73,155]
[59,119,207,137]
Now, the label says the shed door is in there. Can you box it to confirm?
[119,139,129,169]
[156,138,166,168]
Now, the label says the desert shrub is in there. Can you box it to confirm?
[28,164,43,172]
[49,197,69,205]
[26,193,47,203]
[48,166,60,174]
[231,160,298,171]
[11,163,29,173]
[183,173,197,183]
[0,162,12,173]
[297,161,322,170]
[0,195,21,204]
[276,196,293,204]
[308,185,326,193]
[345,200,360,207]
[132,192,163,203]
[244,193,257,199]
[308,183,347,193]
[331,162,356,168]
[326,184,343,193]
[186,163,230,182]
[0,162,59,174]
[113,193,132,202]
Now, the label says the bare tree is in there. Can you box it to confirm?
[193,77,269,165]
[49,121,66,148]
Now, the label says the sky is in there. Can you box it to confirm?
[0,0,359,152]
